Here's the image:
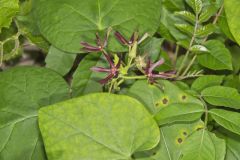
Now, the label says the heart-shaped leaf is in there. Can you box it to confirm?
[0,67,70,159]
[39,93,160,160]
[34,0,161,53]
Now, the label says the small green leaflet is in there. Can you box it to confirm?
[201,86,240,109]
[174,11,195,24]
[190,45,209,54]
[210,109,240,136]
[39,93,160,160]
[197,40,233,70]
[154,103,204,125]
[191,75,224,92]
[186,0,203,15]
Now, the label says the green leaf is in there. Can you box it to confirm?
[34,0,161,53]
[181,130,216,160]
[0,67,70,159]
[224,0,240,45]
[45,46,76,76]
[0,0,19,33]
[210,109,240,136]
[154,103,204,125]
[128,80,163,114]
[139,37,164,62]
[217,129,240,160]
[162,0,185,12]
[128,80,202,114]
[134,120,205,160]
[190,45,209,54]
[191,75,224,92]
[16,0,50,52]
[201,86,240,109]
[71,53,107,97]
[196,24,215,37]
[228,45,240,74]
[175,24,194,36]
[199,6,219,23]
[197,40,233,70]
[209,132,226,160]
[174,11,196,24]
[224,75,240,92]
[218,10,235,41]
[186,0,203,15]
[39,93,160,160]
[159,6,189,43]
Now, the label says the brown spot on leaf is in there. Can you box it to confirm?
[182,95,187,100]
[177,138,183,144]
[183,131,188,136]
[162,98,168,104]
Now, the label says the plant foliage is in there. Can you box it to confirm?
[0,0,240,159]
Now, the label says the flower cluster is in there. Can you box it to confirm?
[80,29,175,88]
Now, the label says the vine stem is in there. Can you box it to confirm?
[0,42,3,67]
[176,13,199,76]
[121,75,146,80]
[181,54,197,76]
[180,4,224,78]
[199,96,209,128]
[173,45,179,69]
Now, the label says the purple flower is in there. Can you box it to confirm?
[91,52,121,84]
[114,31,137,46]
[145,58,175,83]
[80,32,109,52]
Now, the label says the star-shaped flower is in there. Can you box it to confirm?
[91,52,121,84]
[145,58,175,83]
[114,31,149,46]
[80,28,111,52]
